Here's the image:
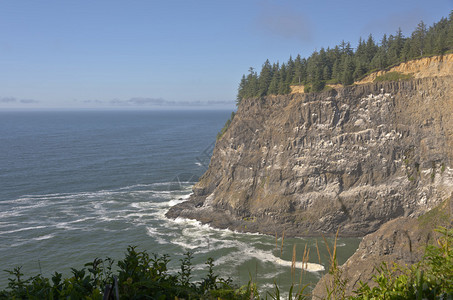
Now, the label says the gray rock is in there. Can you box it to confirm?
[167,77,453,238]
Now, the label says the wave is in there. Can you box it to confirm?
[9,233,56,248]
[3,182,327,280]
[166,216,325,273]
[4,182,194,204]
[213,246,324,273]
[0,225,48,235]
[33,233,55,241]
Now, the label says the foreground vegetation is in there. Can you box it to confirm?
[1,227,451,299]
[237,11,453,101]
[324,227,453,299]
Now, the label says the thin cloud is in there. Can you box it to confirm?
[255,1,313,41]
[20,99,40,104]
[109,97,166,106]
[0,97,39,104]
[82,99,104,104]
[84,97,234,107]
[0,97,16,103]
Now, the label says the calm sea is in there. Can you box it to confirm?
[0,110,359,294]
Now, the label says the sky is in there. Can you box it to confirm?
[0,0,452,110]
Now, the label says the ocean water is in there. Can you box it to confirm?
[0,110,360,294]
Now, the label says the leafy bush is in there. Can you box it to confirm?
[353,227,453,299]
[217,111,235,140]
[0,246,265,299]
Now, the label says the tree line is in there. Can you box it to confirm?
[237,11,453,104]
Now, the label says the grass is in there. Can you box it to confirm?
[217,111,236,140]
[374,71,414,82]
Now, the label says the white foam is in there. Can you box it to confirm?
[33,233,55,241]
[0,225,48,235]
[0,210,22,218]
[213,247,324,273]
[272,257,324,272]
[118,183,154,190]
[146,227,169,244]
[172,239,202,250]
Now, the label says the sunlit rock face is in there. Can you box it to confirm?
[167,74,453,237]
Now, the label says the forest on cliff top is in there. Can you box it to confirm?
[237,11,453,102]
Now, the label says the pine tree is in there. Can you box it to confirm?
[365,34,378,63]
[388,28,405,65]
[292,54,303,84]
[448,11,453,49]
[286,56,295,84]
[278,63,290,94]
[411,21,428,57]
[268,70,280,95]
[258,60,272,96]
[341,55,355,85]
[244,67,258,98]
[237,74,247,104]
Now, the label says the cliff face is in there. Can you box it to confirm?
[357,54,453,84]
[167,73,453,237]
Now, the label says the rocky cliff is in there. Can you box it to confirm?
[357,54,453,84]
[312,195,452,298]
[167,71,453,237]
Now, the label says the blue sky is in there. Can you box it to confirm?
[0,0,451,110]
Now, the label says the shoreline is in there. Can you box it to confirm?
[166,194,367,238]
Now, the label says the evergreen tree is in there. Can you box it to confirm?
[332,60,340,83]
[341,55,355,85]
[292,54,304,84]
[278,63,290,94]
[387,28,405,65]
[237,74,247,105]
[448,11,453,49]
[323,65,331,81]
[258,60,272,96]
[268,70,280,95]
[410,21,428,57]
[311,71,325,92]
[400,39,411,61]
[267,62,281,95]
[431,17,449,54]
[365,34,378,63]
[286,56,295,84]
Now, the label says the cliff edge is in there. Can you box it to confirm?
[167,61,453,237]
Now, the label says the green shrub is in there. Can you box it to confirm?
[353,227,453,299]
[0,246,269,299]
[217,111,236,140]
[374,72,414,82]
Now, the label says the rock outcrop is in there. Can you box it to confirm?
[167,72,453,237]
[312,196,452,298]
[356,54,453,84]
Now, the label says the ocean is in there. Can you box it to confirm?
[0,110,360,294]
